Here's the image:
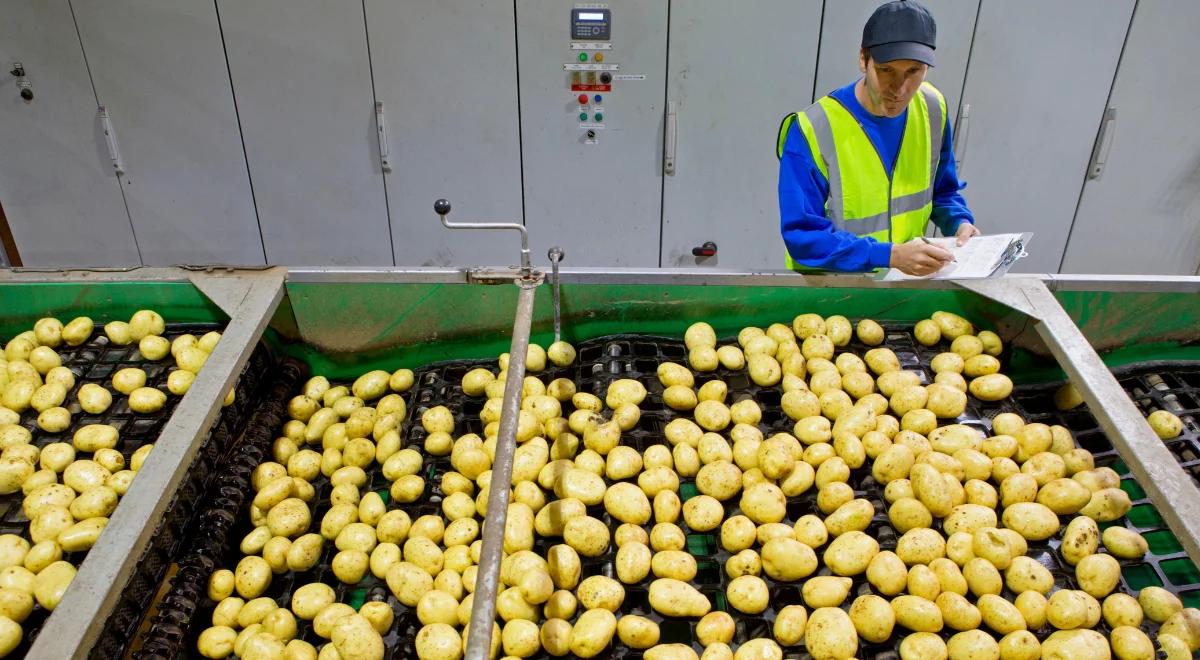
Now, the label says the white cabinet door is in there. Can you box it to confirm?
[218,0,391,265]
[517,0,668,267]
[72,0,263,266]
[0,0,140,267]
[956,0,1134,273]
[1061,0,1200,275]
[366,0,523,267]
[813,0,979,124]
[659,0,822,269]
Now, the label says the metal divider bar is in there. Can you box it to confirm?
[464,277,541,660]
[28,270,286,659]
[961,277,1200,563]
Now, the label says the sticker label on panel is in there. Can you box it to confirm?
[564,63,620,71]
[571,42,613,50]
[580,123,605,129]
[570,84,612,92]
[613,74,645,81]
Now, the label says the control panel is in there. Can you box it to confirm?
[564,5,617,144]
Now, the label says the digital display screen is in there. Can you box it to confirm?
[571,8,611,40]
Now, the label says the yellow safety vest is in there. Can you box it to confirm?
[778,82,947,270]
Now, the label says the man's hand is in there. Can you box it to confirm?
[891,239,954,276]
[955,222,981,246]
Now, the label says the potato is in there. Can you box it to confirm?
[649,578,710,617]
[416,591,459,626]
[872,443,915,485]
[739,482,786,524]
[946,630,999,660]
[824,530,879,576]
[109,367,146,395]
[976,593,1026,635]
[569,608,617,658]
[33,560,75,610]
[969,373,1013,402]
[1098,593,1142,629]
[1159,609,1200,652]
[1004,556,1053,595]
[935,592,981,632]
[198,626,237,659]
[1148,410,1184,439]
[1098,526,1147,560]
[1046,589,1091,630]
[727,575,769,614]
[415,623,462,660]
[682,494,723,532]
[1000,502,1059,541]
[1072,553,1120,599]
[848,594,894,643]
[804,607,857,660]
[1079,487,1132,522]
[1040,630,1110,659]
[1139,585,1182,623]
[128,386,167,413]
[1109,626,1154,660]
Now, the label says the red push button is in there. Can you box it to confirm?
[577,94,588,105]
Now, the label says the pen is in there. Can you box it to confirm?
[921,236,957,263]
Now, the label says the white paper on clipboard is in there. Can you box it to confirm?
[880,232,1033,281]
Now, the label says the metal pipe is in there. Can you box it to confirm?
[464,277,539,660]
[28,271,285,659]
[435,199,531,270]
[548,247,564,342]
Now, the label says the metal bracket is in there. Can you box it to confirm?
[29,270,286,659]
[548,247,564,342]
[187,267,286,316]
[959,277,1200,562]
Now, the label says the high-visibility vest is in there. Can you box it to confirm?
[778,82,946,270]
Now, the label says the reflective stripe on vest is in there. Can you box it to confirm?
[781,83,946,270]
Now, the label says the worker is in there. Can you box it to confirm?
[777,0,979,276]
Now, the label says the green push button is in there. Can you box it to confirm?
[578,52,588,62]
[579,112,588,121]
[594,112,603,121]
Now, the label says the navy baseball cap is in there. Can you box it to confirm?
[862,0,937,66]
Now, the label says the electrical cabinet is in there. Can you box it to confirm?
[0,0,140,267]
[956,0,1134,273]
[217,0,391,266]
[659,0,822,269]
[517,0,668,267]
[366,0,523,267]
[72,0,263,266]
[1061,0,1200,275]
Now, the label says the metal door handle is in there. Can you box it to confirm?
[953,102,970,173]
[664,101,677,175]
[1087,107,1116,180]
[98,105,125,176]
[375,101,391,173]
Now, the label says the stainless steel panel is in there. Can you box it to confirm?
[218,0,392,266]
[517,0,668,267]
[660,0,822,269]
[366,0,524,267]
[1061,0,1200,275]
[0,0,140,267]
[72,0,264,266]
[957,0,1134,274]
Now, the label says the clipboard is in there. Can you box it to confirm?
[880,232,1033,281]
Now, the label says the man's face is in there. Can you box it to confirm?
[859,50,928,117]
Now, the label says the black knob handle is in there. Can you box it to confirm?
[19,88,32,101]
[433,199,451,216]
[599,72,612,84]
[692,241,717,257]
[10,66,24,77]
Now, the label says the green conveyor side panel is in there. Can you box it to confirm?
[0,281,227,337]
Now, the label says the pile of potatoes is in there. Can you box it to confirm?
[0,310,227,656]
[200,315,1200,660]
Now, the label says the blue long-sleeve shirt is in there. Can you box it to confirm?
[779,81,975,271]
